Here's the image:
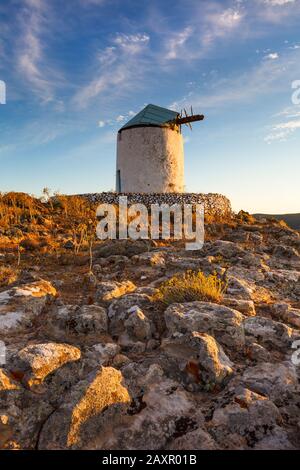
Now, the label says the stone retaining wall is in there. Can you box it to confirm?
[79,192,233,218]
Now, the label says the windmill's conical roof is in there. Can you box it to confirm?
[120,104,179,131]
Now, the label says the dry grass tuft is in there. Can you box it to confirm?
[0,266,19,287]
[154,270,226,305]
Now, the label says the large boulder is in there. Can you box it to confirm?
[83,375,204,450]
[161,332,234,389]
[45,304,108,341]
[0,372,53,449]
[38,366,131,449]
[108,293,154,337]
[209,387,283,449]
[241,362,299,400]
[10,343,81,388]
[164,302,245,349]
[243,316,294,351]
[0,280,56,337]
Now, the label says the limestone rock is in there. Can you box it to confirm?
[38,366,131,449]
[241,362,299,400]
[271,303,300,329]
[0,384,53,449]
[226,276,254,300]
[273,245,300,261]
[96,280,136,302]
[83,377,204,450]
[243,316,294,351]
[124,306,152,341]
[207,240,245,259]
[45,304,108,340]
[167,427,219,450]
[11,342,81,388]
[83,343,120,370]
[95,239,154,258]
[0,280,56,336]
[254,428,296,450]
[246,342,270,362]
[210,389,282,449]
[223,297,256,317]
[161,332,234,389]
[108,293,153,336]
[132,251,166,267]
[164,302,245,348]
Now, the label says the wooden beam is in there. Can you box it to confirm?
[175,114,204,125]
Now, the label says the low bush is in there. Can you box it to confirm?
[154,270,226,305]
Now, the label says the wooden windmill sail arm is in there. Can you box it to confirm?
[173,114,204,125]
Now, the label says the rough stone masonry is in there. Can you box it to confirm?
[80,192,233,219]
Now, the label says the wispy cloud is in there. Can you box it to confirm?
[16,0,63,103]
[257,0,300,23]
[73,33,150,108]
[265,52,279,59]
[17,0,51,100]
[163,6,244,62]
[113,33,150,54]
[165,26,194,60]
[263,0,296,5]
[266,95,300,142]
[97,109,137,128]
[170,46,300,112]
[265,119,300,142]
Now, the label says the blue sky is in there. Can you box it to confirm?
[0,0,300,213]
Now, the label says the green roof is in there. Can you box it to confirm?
[120,104,179,131]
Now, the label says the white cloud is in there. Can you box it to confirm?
[210,8,243,29]
[202,8,244,49]
[257,0,299,23]
[16,0,63,103]
[265,119,300,142]
[98,120,106,127]
[165,26,193,60]
[265,52,279,59]
[73,65,128,108]
[274,106,300,118]
[17,1,49,99]
[113,34,150,54]
[73,33,150,108]
[170,47,300,113]
[164,7,244,62]
[263,0,295,5]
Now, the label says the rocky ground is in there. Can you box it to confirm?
[1,195,300,450]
